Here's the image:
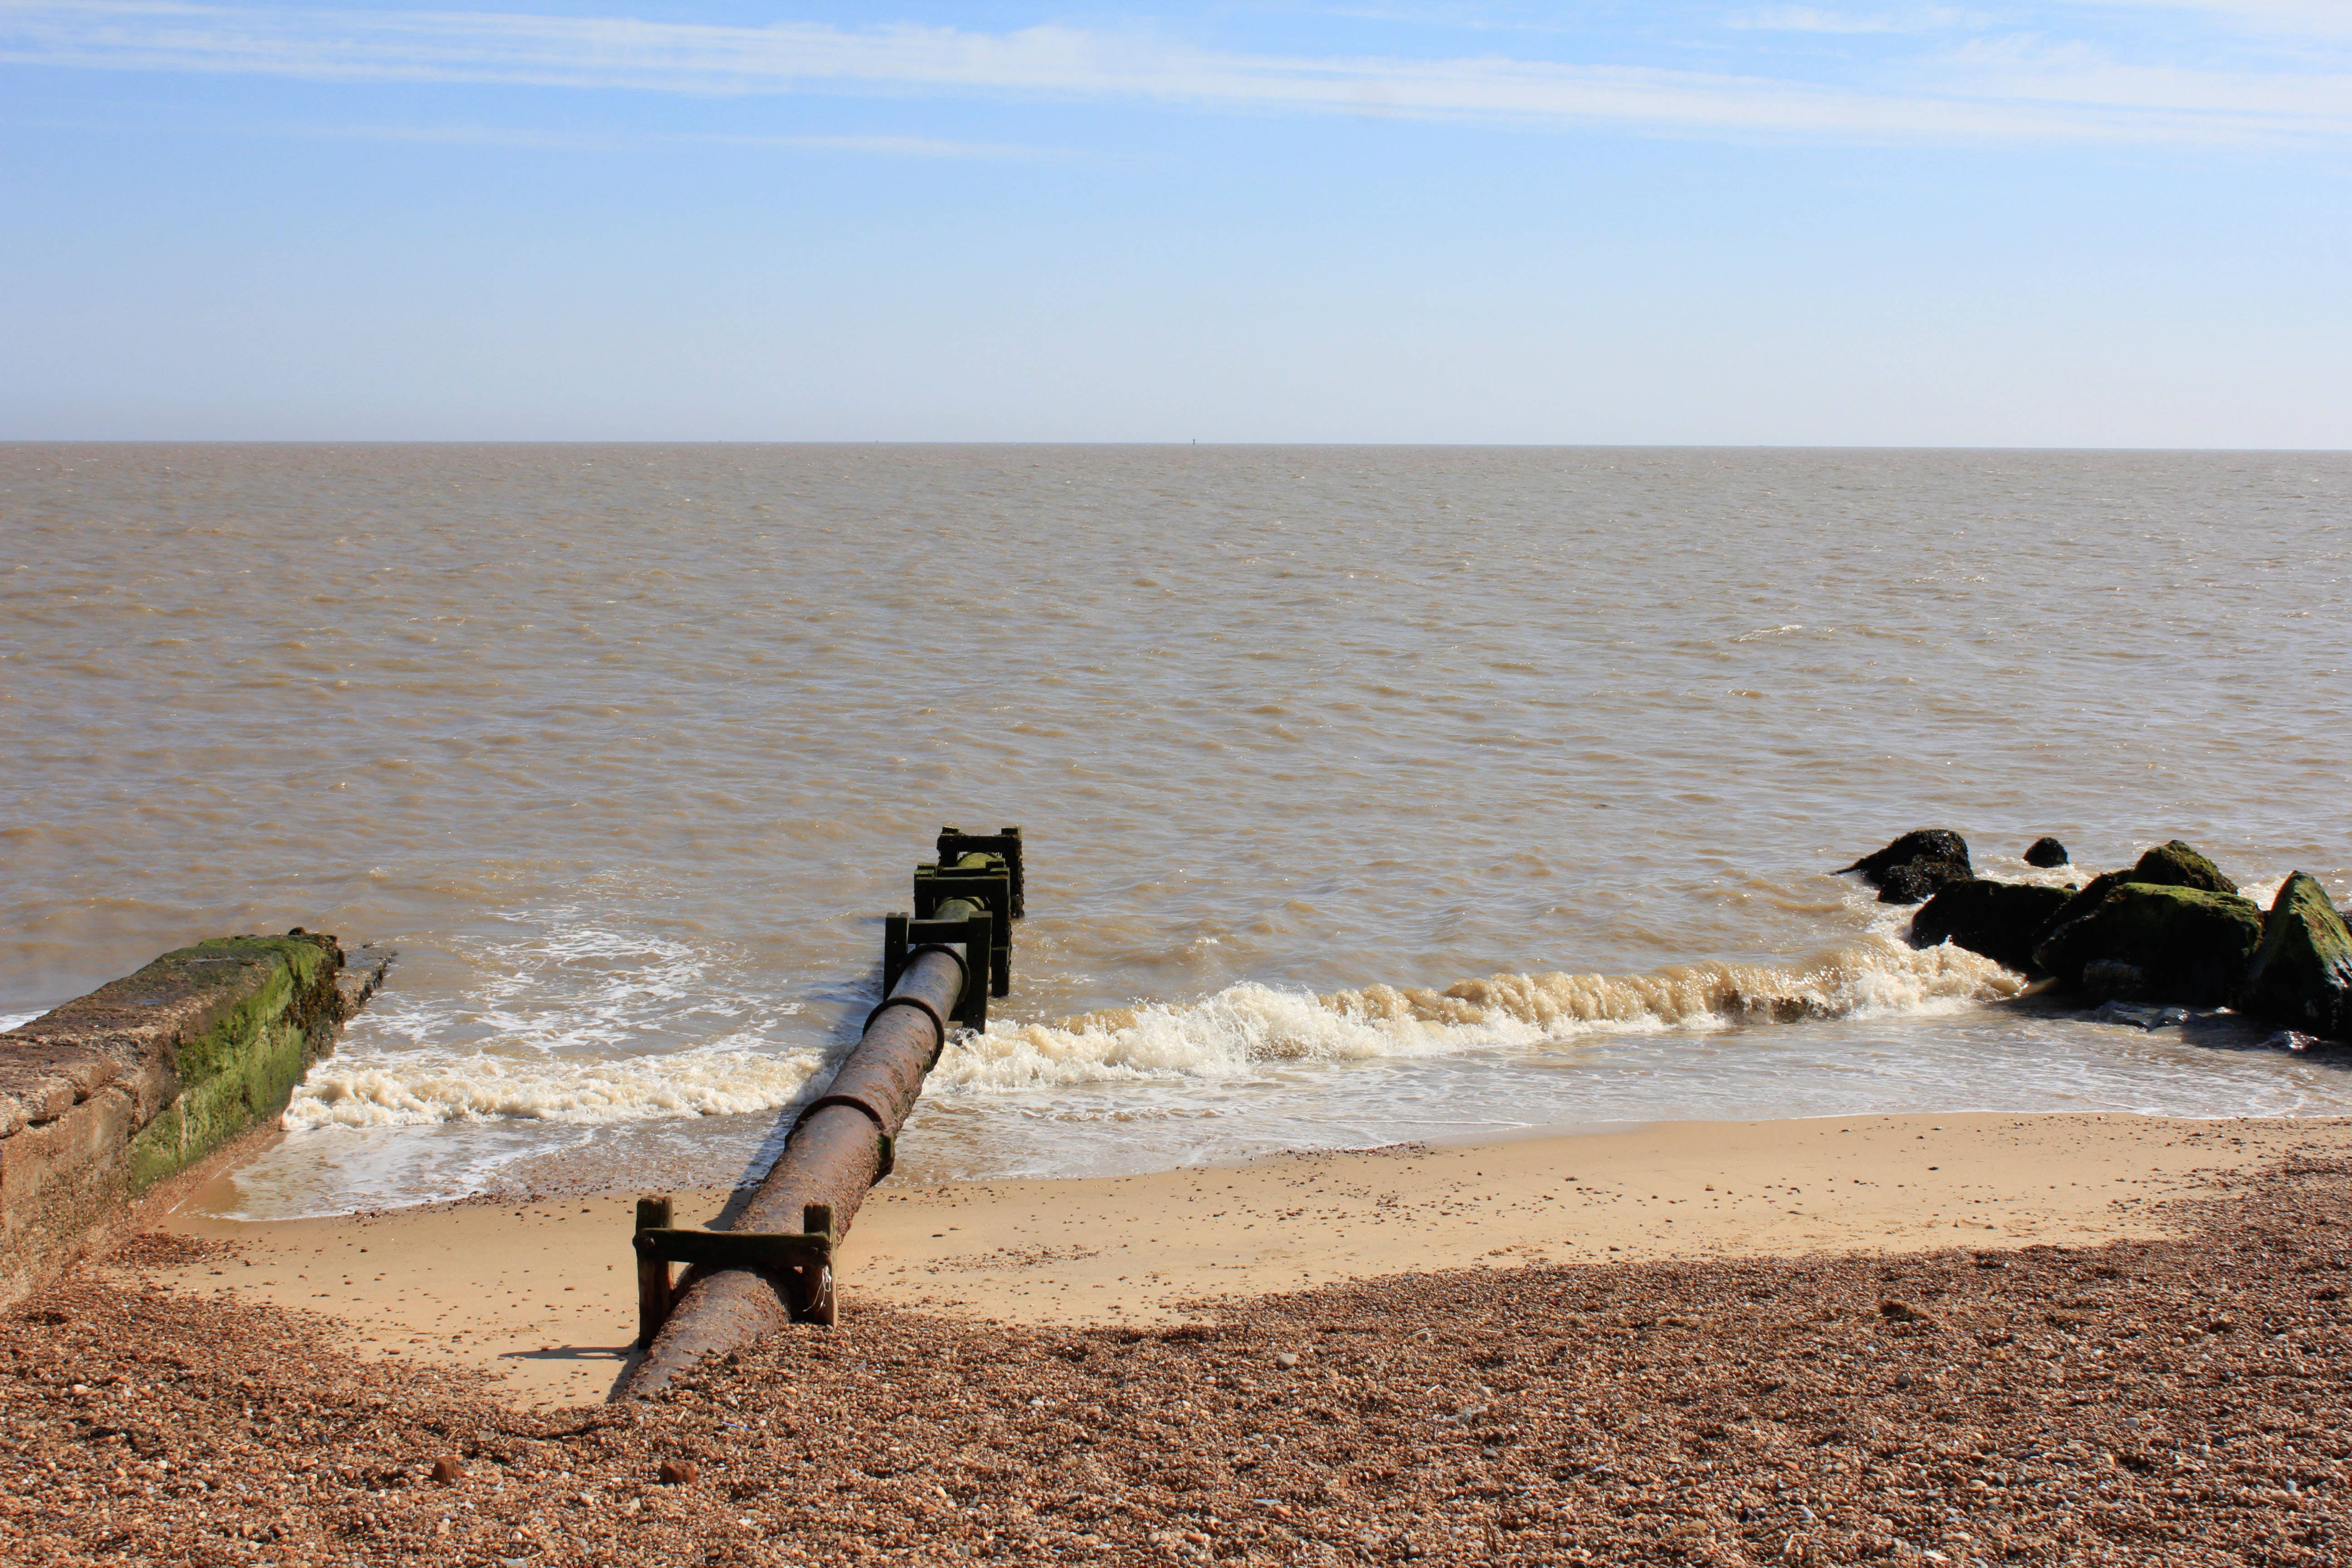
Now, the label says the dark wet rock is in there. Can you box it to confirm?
[1910,879,2073,972]
[2037,840,2238,940]
[2081,960,2151,1002]
[1840,828,1972,906]
[1875,859,1971,906]
[1838,829,1970,888]
[2024,837,2070,868]
[2033,883,2263,1008]
[2127,840,2236,896]
[2090,1000,2193,1029]
[2238,872,2352,1042]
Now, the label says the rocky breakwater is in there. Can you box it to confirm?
[0,933,391,1303]
[1851,830,2352,1048]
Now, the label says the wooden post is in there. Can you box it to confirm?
[635,1194,674,1348]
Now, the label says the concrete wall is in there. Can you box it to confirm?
[0,932,390,1303]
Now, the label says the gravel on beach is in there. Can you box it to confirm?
[5,1161,2350,1566]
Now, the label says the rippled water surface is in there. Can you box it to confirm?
[3,445,2347,1216]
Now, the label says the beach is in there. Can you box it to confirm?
[7,444,2352,1561]
[137,1111,2352,1407]
[5,1109,2349,1564]
[10,445,2352,1226]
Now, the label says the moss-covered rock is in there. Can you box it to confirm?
[2127,840,2237,896]
[2238,873,2352,1042]
[2032,883,2264,1007]
[2034,840,2239,948]
[1910,880,2075,973]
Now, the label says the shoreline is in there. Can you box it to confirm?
[142,1109,2352,1407]
[20,1112,2352,1563]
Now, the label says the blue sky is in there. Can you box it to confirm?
[3,2,2347,443]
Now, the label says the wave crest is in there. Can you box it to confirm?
[284,1046,825,1129]
[938,937,2017,1093]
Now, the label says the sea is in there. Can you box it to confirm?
[3,445,2347,1220]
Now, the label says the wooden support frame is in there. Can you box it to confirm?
[634,1194,674,1348]
[632,1201,840,1341]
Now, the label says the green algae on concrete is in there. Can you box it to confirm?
[0,932,375,1303]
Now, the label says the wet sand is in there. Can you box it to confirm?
[149,1112,2352,1406]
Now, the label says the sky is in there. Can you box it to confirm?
[2,1,2347,444]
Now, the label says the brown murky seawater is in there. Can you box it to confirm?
[3,445,2347,1214]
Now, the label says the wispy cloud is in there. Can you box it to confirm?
[2071,0,2352,38]
[242,122,1054,156]
[1727,6,1975,35]
[0,1,2346,145]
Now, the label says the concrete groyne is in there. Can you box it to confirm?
[0,931,389,1303]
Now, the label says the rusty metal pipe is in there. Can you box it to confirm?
[614,907,975,1399]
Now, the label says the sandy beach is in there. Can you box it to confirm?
[146,1111,2352,1406]
[6,1108,2352,1566]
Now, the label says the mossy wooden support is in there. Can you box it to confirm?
[936,826,1025,917]
[635,1194,675,1348]
[913,853,1015,999]
[631,1202,840,1341]
[882,909,994,1027]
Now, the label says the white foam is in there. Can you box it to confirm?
[0,1012,38,1034]
[936,937,2018,1095]
[284,1043,825,1129]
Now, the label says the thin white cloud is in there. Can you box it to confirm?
[1944,34,2352,115]
[1728,6,1973,34]
[245,123,1052,155]
[2071,0,2352,37]
[0,1,2345,144]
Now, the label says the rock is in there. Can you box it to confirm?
[2090,1000,2192,1029]
[431,1455,464,1484]
[2024,838,2070,868]
[2033,883,2264,1007]
[2036,841,2238,944]
[2127,840,2236,895]
[2238,872,2352,1042]
[2081,960,2151,1002]
[1875,859,1971,906]
[1910,880,2073,972]
[657,1460,697,1486]
[1837,829,1971,890]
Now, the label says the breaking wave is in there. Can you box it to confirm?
[938,936,2017,1092]
[280,935,2016,1129]
[284,1044,827,1129]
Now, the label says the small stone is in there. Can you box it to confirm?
[2024,838,2070,868]
[658,1460,698,1485]
[1274,1352,1299,1368]
[431,1455,464,1484]
[1880,1299,1932,1324]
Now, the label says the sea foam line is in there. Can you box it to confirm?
[939,936,2014,1091]
[284,1044,826,1129]
[282,936,2016,1127]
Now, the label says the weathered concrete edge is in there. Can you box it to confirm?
[0,933,394,1304]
